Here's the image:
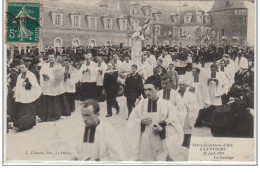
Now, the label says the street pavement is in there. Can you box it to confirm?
[6,63,213,161]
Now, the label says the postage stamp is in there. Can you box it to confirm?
[7,2,40,43]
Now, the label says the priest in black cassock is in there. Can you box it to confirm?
[38,54,71,122]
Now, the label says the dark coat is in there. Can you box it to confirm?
[124,72,143,99]
[9,68,19,89]
[103,71,119,96]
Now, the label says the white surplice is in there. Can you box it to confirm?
[138,61,154,80]
[235,56,249,72]
[72,120,126,161]
[181,90,200,134]
[40,62,65,96]
[79,61,97,83]
[127,98,184,161]
[15,71,42,103]
[187,74,210,109]
[158,54,172,69]
[64,65,80,93]
[96,62,108,86]
[158,89,187,127]
[204,71,229,106]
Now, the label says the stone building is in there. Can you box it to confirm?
[208,0,248,46]
[7,0,249,50]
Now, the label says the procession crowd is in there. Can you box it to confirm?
[6,43,254,161]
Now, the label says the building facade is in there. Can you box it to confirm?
[10,0,248,50]
[208,1,248,46]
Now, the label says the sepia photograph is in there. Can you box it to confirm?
[3,0,256,165]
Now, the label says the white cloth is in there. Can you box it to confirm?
[40,62,65,96]
[147,54,157,67]
[235,56,248,72]
[158,89,187,128]
[79,61,97,83]
[127,98,184,161]
[15,71,42,103]
[131,32,144,66]
[138,61,154,80]
[205,71,229,106]
[186,56,193,64]
[96,62,108,86]
[64,65,80,93]
[181,90,200,134]
[114,59,123,70]
[72,120,126,161]
[221,67,235,90]
[187,74,210,109]
[158,54,172,69]
[122,60,133,72]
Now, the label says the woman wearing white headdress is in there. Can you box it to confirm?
[131,26,144,66]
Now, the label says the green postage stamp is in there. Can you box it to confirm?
[7,2,40,43]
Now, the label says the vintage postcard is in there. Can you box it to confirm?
[3,0,256,165]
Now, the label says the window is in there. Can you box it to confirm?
[197,15,203,23]
[54,38,62,48]
[155,14,160,21]
[72,38,80,47]
[104,18,112,29]
[173,16,179,23]
[87,16,97,29]
[204,15,211,24]
[133,7,138,14]
[53,13,63,26]
[145,8,150,16]
[119,20,127,31]
[89,39,96,47]
[180,29,183,36]
[184,14,192,23]
[226,1,231,7]
[132,20,139,31]
[105,40,111,46]
[73,16,80,27]
[90,18,95,28]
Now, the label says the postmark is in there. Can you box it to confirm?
[7,2,40,43]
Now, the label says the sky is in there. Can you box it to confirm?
[51,0,255,45]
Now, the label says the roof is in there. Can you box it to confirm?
[42,0,122,17]
[209,1,247,12]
